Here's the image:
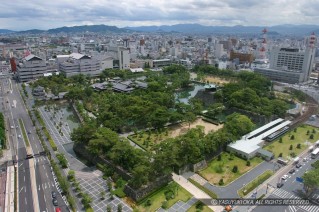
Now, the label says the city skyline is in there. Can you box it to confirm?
[1,0,319,30]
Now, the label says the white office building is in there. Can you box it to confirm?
[255,46,316,84]
[58,53,101,77]
[17,54,48,82]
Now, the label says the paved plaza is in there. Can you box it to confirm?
[38,105,132,211]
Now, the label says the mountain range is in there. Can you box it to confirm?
[1,24,319,35]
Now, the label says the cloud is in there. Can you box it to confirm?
[0,0,318,30]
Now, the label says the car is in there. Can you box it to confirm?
[18,135,21,138]
[51,191,57,198]
[303,158,307,162]
[289,169,296,174]
[277,182,284,188]
[296,164,302,168]
[10,126,14,129]
[27,131,31,134]
[52,198,58,206]
[55,208,61,212]
[282,175,289,180]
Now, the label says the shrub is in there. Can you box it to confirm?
[310,134,314,139]
[306,130,310,135]
[217,154,221,161]
[246,160,251,166]
[290,135,294,140]
[232,165,238,173]
[144,199,152,207]
[195,201,204,210]
[219,178,224,185]
[279,138,282,143]
[296,144,301,149]
[278,153,283,157]
[214,164,224,173]
[162,201,168,209]
[289,145,293,150]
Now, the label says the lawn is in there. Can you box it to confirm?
[187,201,213,212]
[137,182,193,212]
[199,152,263,186]
[238,170,273,197]
[264,124,319,159]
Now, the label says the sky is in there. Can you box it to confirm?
[0,0,318,30]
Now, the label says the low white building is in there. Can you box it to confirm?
[227,118,291,159]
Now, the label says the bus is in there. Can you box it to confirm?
[311,147,319,159]
[26,146,33,159]
[277,157,288,165]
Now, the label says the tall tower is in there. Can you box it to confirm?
[259,28,267,59]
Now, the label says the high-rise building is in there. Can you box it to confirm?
[255,34,316,84]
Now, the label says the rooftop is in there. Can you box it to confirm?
[228,119,292,155]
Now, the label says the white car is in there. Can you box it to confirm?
[282,175,289,180]
[18,135,21,138]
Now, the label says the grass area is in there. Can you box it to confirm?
[188,179,218,199]
[238,170,273,197]
[264,125,319,159]
[137,182,192,212]
[187,201,213,212]
[199,152,263,186]
[18,119,30,147]
[128,129,171,151]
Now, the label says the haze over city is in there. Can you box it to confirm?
[1,0,319,30]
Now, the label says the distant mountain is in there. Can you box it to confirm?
[9,24,319,35]
[47,24,131,33]
[17,29,46,34]
[0,29,14,34]
[125,24,319,35]
[14,25,132,34]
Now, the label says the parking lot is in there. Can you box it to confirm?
[76,170,132,212]
[38,105,132,211]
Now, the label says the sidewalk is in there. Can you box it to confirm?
[172,173,224,212]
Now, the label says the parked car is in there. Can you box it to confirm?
[52,198,58,206]
[289,169,296,174]
[282,175,289,180]
[277,182,284,188]
[51,191,57,198]
[296,164,302,168]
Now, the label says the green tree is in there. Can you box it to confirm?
[278,153,283,157]
[310,134,314,139]
[289,145,293,150]
[219,178,224,185]
[296,144,301,149]
[81,193,92,209]
[290,135,295,140]
[246,160,251,166]
[303,169,319,196]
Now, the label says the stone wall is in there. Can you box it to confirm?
[124,175,172,202]
[73,143,132,181]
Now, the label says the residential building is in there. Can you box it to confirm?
[152,59,172,68]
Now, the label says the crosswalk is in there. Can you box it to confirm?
[272,188,319,212]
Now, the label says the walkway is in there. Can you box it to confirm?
[157,197,197,212]
[183,161,276,198]
[172,173,224,212]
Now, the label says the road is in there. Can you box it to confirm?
[1,73,67,211]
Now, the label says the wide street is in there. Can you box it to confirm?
[0,71,67,212]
